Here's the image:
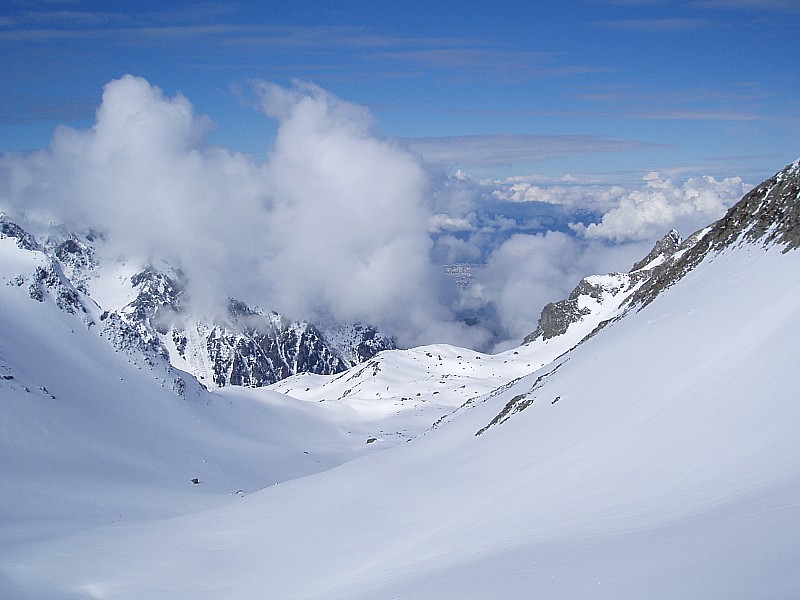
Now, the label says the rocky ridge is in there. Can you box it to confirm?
[524,159,800,347]
[0,216,394,390]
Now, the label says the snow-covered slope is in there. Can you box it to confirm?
[5,209,800,600]
[1,160,800,598]
[0,235,354,524]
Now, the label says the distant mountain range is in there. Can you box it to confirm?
[1,215,394,389]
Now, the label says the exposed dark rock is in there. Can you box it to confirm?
[630,159,800,309]
[106,273,393,388]
[28,261,86,315]
[631,230,682,271]
[476,362,565,436]
[0,215,40,251]
[53,238,96,293]
[524,297,591,343]
[3,216,390,391]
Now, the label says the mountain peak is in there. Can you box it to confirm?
[0,214,39,251]
[631,229,682,271]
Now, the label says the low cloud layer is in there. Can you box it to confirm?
[572,173,748,241]
[0,76,751,351]
[490,172,749,241]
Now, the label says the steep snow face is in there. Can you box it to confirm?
[3,202,800,598]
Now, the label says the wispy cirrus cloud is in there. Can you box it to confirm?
[598,18,710,31]
[690,0,800,10]
[635,109,765,121]
[573,83,775,124]
[0,11,423,49]
[18,10,128,26]
[405,134,658,168]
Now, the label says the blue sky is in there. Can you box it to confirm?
[2,0,798,183]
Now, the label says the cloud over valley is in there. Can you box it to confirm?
[0,76,750,351]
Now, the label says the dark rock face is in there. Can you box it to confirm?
[202,305,350,388]
[711,159,800,251]
[0,215,40,251]
[523,273,632,344]
[630,229,682,271]
[350,324,393,362]
[524,297,591,343]
[109,269,395,388]
[631,159,800,309]
[97,267,183,365]
[316,322,396,366]
[100,310,169,361]
[126,268,185,334]
[28,261,87,316]
[52,238,96,293]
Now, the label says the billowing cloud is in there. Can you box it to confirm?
[2,75,270,315]
[0,75,752,353]
[250,79,460,345]
[427,214,476,233]
[569,172,749,241]
[0,75,482,348]
[431,234,482,265]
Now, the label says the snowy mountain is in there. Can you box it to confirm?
[0,216,394,389]
[1,159,800,598]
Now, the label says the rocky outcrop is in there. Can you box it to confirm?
[524,158,800,346]
[28,260,88,316]
[106,268,394,388]
[0,215,40,251]
[630,229,681,271]
[630,159,800,308]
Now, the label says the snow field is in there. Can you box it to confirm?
[2,237,799,597]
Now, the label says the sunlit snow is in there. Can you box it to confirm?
[2,207,800,598]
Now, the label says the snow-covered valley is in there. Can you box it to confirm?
[1,160,800,598]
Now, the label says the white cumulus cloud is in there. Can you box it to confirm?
[569,172,749,242]
[0,75,483,348]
